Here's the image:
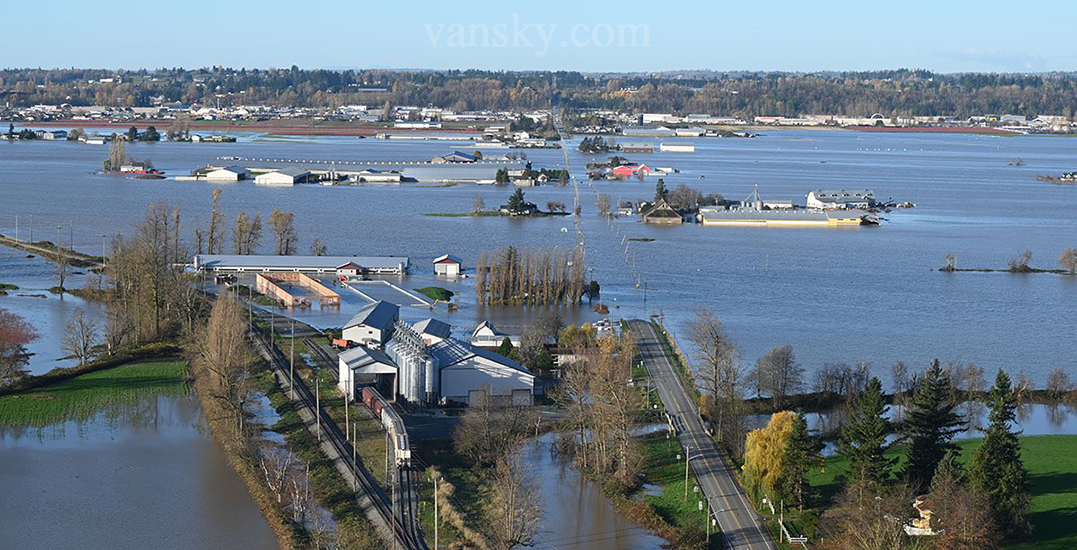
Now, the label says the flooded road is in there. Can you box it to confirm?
[0,393,277,550]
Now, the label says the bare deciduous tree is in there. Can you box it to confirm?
[752,345,803,409]
[453,388,536,467]
[485,456,543,550]
[1046,367,1073,400]
[596,193,611,217]
[1008,249,1033,272]
[231,210,262,255]
[1059,247,1077,275]
[207,188,224,254]
[63,307,99,366]
[269,208,298,255]
[472,193,486,213]
[104,307,134,356]
[309,238,328,256]
[687,308,746,456]
[192,294,257,436]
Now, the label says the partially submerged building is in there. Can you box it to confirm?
[193,254,410,276]
[806,189,876,210]
[254,167,313,186]
[433,254,462,277]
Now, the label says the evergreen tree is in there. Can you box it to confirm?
[970,370,1030,537]
[931,448,966,490]
[654,179,668,204]
[837,377,896,485]
[779,412,821,509]
[507,188,526,213]
[903,360,964,492]
[497,337,515,359]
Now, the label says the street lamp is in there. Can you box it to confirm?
[685,446,704,501]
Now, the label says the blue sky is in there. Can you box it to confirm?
[4,0,1075,73]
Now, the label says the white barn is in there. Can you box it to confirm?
[433,254,462,277]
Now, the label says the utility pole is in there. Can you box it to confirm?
[29,214,32,243]
[352,424,358,491]
[684,445,693,501]
[290,319,295,402]
[434,476,439,550]
[345,399,350,441]
[392,476,399,550]
[14,215,17,243]
[316,378,321,442]
[780,499,784,543]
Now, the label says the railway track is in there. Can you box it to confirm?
[302,336,340,381]
[254,329,427,550]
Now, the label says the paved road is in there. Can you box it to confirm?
[627,320,776,550]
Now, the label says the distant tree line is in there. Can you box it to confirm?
[8,67,1077,118]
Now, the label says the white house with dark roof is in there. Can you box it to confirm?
[342,301,400,347]
[469,321,520,348]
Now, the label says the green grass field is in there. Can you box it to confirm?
[636,433,715,546]
[0,359,188,426]
[416,286,454,302]
[804,435,1077,550]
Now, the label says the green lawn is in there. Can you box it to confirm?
[805,435,1077,550]
[0,359,188,426]
[636,433,715,547]
[416,286,454,302]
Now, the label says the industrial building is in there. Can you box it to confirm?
[806,189,876,210]
[338,303,534,407]
[433,254,462,277]
[193,254,410,275]
[254,167,312,186]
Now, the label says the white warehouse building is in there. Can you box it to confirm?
[338,302,534,407]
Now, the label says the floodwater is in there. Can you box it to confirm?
[0,244,106,375]
[1,129,1076,387]
[0,393,277,549]
[520,432,668,550]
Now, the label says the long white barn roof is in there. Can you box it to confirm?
[194,254,409,271]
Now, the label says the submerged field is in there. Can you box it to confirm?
[0,359,188,426]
